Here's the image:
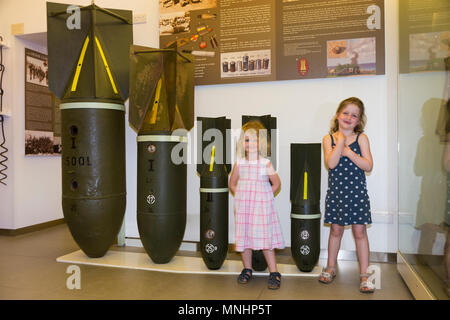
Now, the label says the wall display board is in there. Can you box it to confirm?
[24,48,61,156]
[399,0,450,74]
[159,0,385,85]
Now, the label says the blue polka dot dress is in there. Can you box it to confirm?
[325,133,372,225]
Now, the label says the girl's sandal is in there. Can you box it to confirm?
[268,272,281,290]
[237,268,253,284]
[359,273,375,293]
[318,266,336,284]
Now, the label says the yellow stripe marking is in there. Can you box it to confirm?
[209,146,216,172]
[303,171,308,200]
[149,78,162,124]
[71,36,90,92]
[95,36,118,94]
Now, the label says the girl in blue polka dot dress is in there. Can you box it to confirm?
[318,97,375,293]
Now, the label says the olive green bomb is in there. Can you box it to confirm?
[129,45,194,263]
[47,3,132,258]
[197,117,231,270]
[290,144,321,272]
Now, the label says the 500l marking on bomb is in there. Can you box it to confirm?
[64,156,92,167]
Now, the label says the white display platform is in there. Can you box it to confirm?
[57,250,321,277]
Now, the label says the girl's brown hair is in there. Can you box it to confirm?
[330,97,366,134]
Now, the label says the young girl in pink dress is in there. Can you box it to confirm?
[229,120,285,289]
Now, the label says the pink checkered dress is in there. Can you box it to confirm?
[234,157,285,252]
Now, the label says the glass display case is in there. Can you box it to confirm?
[397,0,450,300]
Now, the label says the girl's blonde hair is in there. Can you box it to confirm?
[330,97,366,134]
[236,120,270,159]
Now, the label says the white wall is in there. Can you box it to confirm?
[0,0,400,254]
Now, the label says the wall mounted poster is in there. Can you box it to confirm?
[24,48,61,156]
[399,0,450,74]
[159,0,385,85]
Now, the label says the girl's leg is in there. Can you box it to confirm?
[353,224,374,292]
[319,224,344,282]
[238,249,253,284]
[352,224,370,274]
[242,248,253,269]
[327,224,345,269]
[263,249,281,289]
[262,249,277,273]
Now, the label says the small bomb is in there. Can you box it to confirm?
[197,117,231,269]
[290,144,321,272]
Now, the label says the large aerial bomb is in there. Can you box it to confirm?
[47,2,132,258]
[290,144,321,272]
[129,45,194,263]
[197,117,231,269]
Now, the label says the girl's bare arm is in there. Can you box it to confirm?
[323,133,344,169]
[342,133,373,172]
[267,161,281,195]
[229,162,239,195]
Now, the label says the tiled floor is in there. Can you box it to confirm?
[0,224,413,300]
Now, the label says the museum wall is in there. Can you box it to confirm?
[0,0,399,253]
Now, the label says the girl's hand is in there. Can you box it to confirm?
[347,134,373,172]
[342,145,354,158]
[335,131,345,146]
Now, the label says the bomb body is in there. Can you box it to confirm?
[197,117,231,269]
[290,144,321,272]
[61,103,126,257]
[137,134,187,263]
[199,164,229,269]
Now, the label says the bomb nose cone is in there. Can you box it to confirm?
[63,197,126,258]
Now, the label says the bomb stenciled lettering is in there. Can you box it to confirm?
[65,156,93,167]
[148,159,154,172]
